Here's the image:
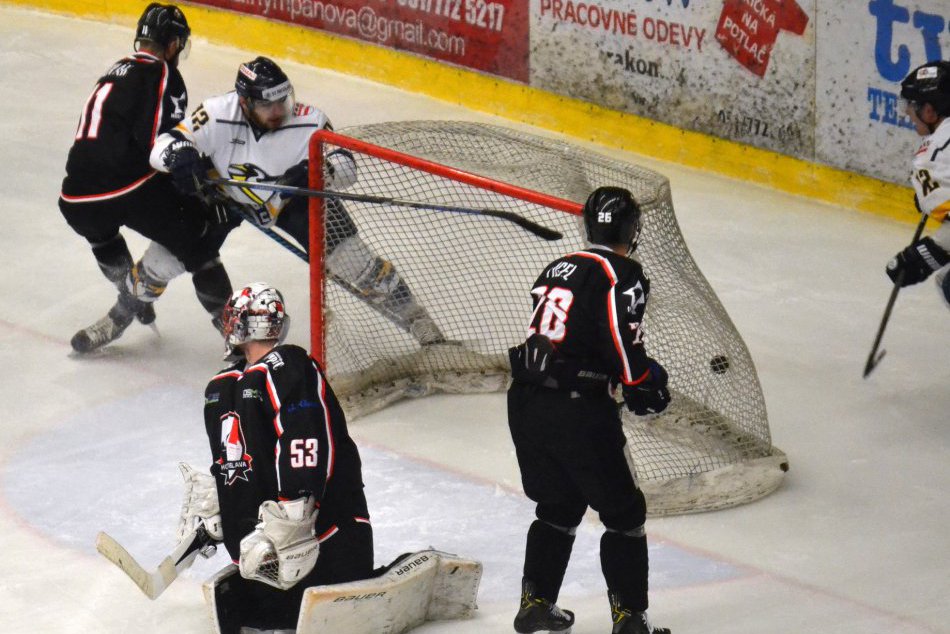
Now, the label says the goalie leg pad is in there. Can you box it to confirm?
[295,550,482,634]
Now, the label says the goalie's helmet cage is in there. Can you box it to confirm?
[222,283,287,355]
[134,3,190,49]
[583,186,642,253]
[901,61,950,115]
[235,56,294,103]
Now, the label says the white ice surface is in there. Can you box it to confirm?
[1,7,948,634]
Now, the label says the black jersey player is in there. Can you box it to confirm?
[202,283,373,632]
[60,3,232,354]
[507,187,671,634]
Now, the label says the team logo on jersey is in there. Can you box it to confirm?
[217,412,253,485]
[294,103,314,117]
[228,163,277,206]
[622,281,646,314]
[170,92,187,120]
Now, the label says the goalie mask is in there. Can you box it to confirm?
[134,3,191,60]
[583,186,642,255]
[235,57,295,131]
[222,283,288,357]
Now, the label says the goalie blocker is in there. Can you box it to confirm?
[204,550,482,634]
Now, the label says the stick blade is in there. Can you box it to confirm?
[96,531,164,600]
[862,349,886,379]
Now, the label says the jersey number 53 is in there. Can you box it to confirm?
[290,438,318,468]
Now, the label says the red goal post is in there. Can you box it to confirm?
[306,121,787,516]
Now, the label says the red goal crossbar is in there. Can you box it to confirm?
[307,129,582,365]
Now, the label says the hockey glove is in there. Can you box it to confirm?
[164,140,204,196]
[509,333,557,387]
[176,462,223,544]
[622,358,671,416]
[886,237,950,287]
[325,149,358,189]
[239,496,319,590]
[278,160,309,188]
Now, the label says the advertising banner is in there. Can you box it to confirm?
[189,0,950,187]
[816,1,950,184]
[192,0,530,81]
[528,0,816,157]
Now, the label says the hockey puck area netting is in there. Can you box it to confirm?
[311,121,787,515]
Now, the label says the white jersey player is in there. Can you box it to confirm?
[887,61,950,309]
[146,56,444,343]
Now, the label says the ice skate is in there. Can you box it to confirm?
[135,301,156,326]
[513,580,574,634]
[610,594,669,634]
[70,294,150,353]
[409,313,446,346]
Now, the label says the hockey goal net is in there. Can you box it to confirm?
[308,122,787,515]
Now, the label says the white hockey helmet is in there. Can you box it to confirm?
[222,283,288,356]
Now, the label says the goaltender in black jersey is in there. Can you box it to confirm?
[507,187,671,634]
[201,283,372,632]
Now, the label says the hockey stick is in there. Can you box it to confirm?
[222,201,425,333]
[96,525,218,600]
[862,211,930,378]
[207,177,563,241]
[226,202,310,263]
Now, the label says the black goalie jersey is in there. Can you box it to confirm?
[526,247,653,389]
[62,52,187,199]
[203,344,369,561]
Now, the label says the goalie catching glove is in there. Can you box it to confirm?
[886,237,950,287]
[239,495,319,590]
[623,359,671,416]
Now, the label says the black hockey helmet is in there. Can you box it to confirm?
[901,61,950,116]
[135,3,190,49]
[583,186,642,254]
[235,57,293,103]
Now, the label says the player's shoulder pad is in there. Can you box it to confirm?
[208,360,244,383]
[259,344,310,372]
[927,119,950,161]
[289,102,329,127]
[200,92,242,122]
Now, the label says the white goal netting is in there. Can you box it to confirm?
[310,121,787,515]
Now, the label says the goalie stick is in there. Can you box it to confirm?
[207,177,564,241]
[863,210,930,378]
[96,525,218,600]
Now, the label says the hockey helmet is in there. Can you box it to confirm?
[235,57,294,103]
[900,61,950,116]
[135,4,190,51]
[235,57,295,128]
[222,283,289,356]
[583,186,642,254]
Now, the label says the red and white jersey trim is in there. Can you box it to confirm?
[569,251,636,385]
[59,171,156,203]
[313,360,336,483]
